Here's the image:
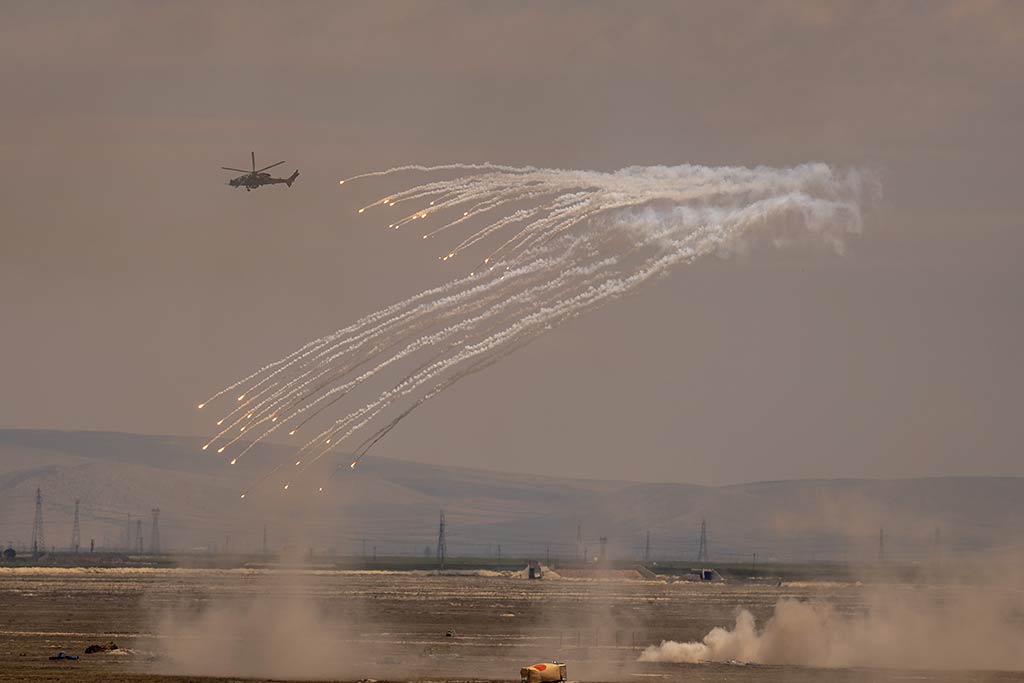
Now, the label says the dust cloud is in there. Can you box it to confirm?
[640,587,1024,671]
[154,573,372,679]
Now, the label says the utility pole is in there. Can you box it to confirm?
[31,488,44,555]
[71,499,81,553]
[436,510,447,570]
[136,520,143,553]
[576,524,582,562]
[878,527,885,563]
[644,530,650,563]
[125,513,131,551]
[150,508,160,554]
[262,524,268,555]
[497,544,501,563]
[599,536,608,562]
[697,518,709,563]
[546,546,550,564]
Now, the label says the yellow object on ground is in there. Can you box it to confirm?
[520,662,567,683]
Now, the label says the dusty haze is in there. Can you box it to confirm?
[2,2,1022,484]
[639,583,1024,670]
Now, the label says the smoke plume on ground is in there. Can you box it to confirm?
[154,576,368,679]
[639,589,1024,671]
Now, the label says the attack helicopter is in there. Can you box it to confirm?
[222,152,300,191]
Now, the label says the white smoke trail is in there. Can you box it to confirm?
[199,162,872,494]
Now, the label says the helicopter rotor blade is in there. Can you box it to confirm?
[252,151,256,172]
[221,167,250,173]
[255,160,286,173]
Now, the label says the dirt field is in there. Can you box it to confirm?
[1,567,1022,683]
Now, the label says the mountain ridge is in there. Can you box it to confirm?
[1,429,1021,562]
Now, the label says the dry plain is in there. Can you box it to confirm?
[1,567,1022,683]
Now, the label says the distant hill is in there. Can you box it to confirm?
[1,429,1021,562]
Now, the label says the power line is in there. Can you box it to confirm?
[150,508,160,554]
[31,488,44,555]
[436,510,447,570]
[697,517,709,562]
[71,499,80,552]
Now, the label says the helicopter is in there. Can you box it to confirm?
[222,152,300,191]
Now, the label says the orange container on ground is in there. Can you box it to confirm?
[520,662,567,683]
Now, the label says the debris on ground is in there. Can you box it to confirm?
[84,641,119,654]
[48,652,79,661]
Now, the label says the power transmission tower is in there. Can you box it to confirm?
[71,499,81,552]
[31,488,44,555]
[436,510,447,569]
[136,520,143,553]
[696,518,709,562]
[150,508,160,554]
[644,530,650,562]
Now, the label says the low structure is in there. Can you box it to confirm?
[672,568,724,582]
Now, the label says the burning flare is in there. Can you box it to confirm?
[199,162,870,494]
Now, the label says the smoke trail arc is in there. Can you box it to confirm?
[199,162,870,495]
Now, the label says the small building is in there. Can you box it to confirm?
[2,547,16,561]
[690,567,723,581]
[527,560,543,579]
[670,567,724,582]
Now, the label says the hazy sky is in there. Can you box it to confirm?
[2,1,1021,485]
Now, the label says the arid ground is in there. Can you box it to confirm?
[2,567,1023,683]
